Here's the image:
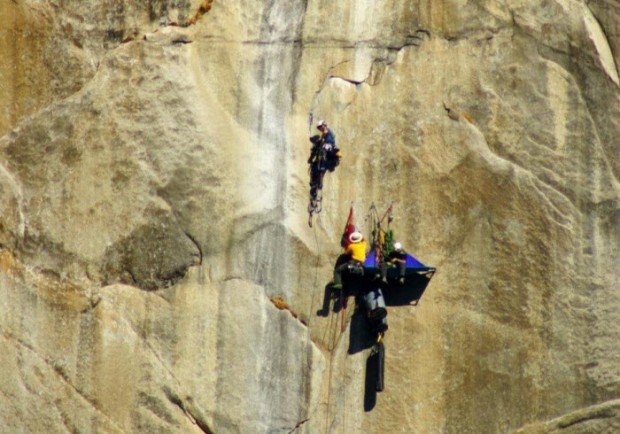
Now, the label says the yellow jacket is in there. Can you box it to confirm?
[346,240,367,263]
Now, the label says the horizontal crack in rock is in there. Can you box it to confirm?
[329,76,364,86]
[172,38,193,45]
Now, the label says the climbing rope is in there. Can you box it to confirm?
[342,355,348,434]
[306,214,322,327]
[323,346,335,434]
[339,289,347,333]
[320,301,340,351]
[308,214,342,352]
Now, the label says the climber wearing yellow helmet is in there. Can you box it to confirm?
[331,231,367,290]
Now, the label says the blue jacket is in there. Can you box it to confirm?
[323,129,336,147]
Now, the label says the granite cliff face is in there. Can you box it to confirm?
[1,1,618,433]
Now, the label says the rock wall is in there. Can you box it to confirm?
[0,1,618,433]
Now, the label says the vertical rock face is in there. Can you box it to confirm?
[0,1,618,433]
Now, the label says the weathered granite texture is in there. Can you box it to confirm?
[0,1,618,433]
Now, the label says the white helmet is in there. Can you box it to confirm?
[349,232,363,243]
[393,242,402,250]
[316,120,326,128]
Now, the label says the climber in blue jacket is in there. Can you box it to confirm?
[308,120,341,187]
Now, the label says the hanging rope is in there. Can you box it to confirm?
[337,204,357,332]
[308,214,342,352]
[323,343,336,434]
[305,214,321,328]
[339,293,346,332]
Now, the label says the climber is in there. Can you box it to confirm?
[379,242,408,284]
[308,139,325,205]
[308,120,340,184]
[307,121,341,223]
[317,120,340,171]
[317,119,333,139]
[332,231,388,327]
[363,283,388,333]
[308,160,324,202]
[331,231,367,290]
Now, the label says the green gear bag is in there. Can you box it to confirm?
[383,229,395,256]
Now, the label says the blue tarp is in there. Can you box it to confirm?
[361,250,436,305]
[364,251,432,271]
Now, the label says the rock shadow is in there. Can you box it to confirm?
[364,349,379,411]
[348,304,376,355]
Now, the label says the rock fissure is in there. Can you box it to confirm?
[287,417,310,433]
[164,387,214,434]
[186,0,213,27]
[443,102,460,121]
[308,29,434,115]
[443,26,513,44]
[193,37,433,50]
[184,231,203,265]
[329,76,363,86]
[558,408,616,428]
[172,38,193,45]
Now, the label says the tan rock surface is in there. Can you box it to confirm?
[0,1,618,433]
[0,251,323,433]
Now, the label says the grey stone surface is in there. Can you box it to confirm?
[0,1,618,432]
